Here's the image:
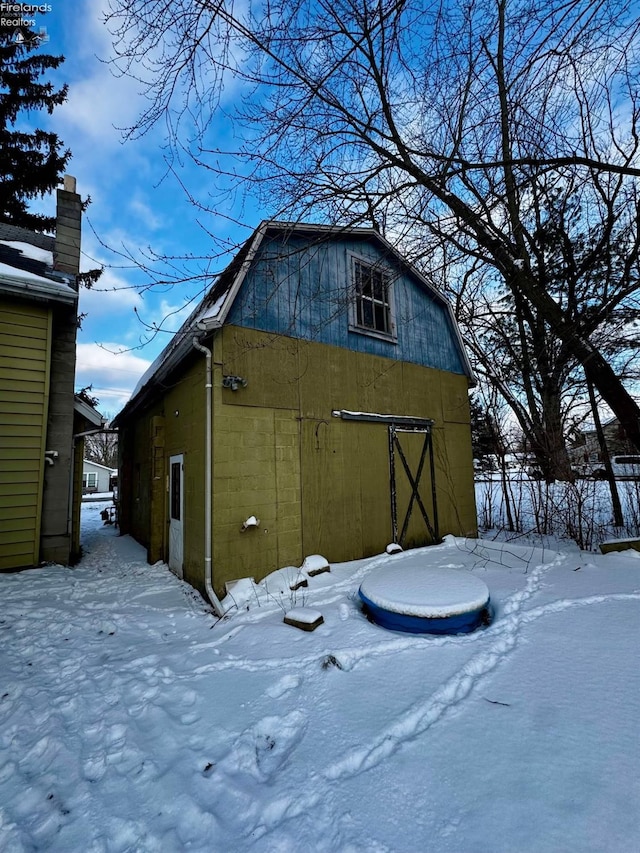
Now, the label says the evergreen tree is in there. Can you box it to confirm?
[469,397,501,468]
[0,17,70,232]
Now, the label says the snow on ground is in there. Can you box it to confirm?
[475,477,640,549]
[1,501,639,852]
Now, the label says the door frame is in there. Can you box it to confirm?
[168,453,184,578]
[388,426,439,547]
[330,410,439,548]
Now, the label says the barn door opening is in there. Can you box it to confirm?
[388,426,439,547]
[168,454,184,578]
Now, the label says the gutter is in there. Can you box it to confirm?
[0,274,77,304]
[192,335,225,617]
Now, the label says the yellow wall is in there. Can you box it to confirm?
[120,326,476,597]
[0,299,51,570]
[213,326,475,592]
[119,357,206,589]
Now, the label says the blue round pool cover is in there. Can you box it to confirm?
[359,565,490,635]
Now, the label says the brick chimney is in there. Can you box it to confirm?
[54,175,82,278]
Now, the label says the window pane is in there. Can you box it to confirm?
[353,259,392,334]
[374,303,388,332]
[361,269,372,297]
[171,462,181,520]
[372,270,385,300]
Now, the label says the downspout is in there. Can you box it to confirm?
[192,336,225,617]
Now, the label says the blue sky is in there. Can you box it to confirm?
[35,1,265,416]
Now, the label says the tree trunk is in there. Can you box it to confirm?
[428,180,640,452]
[587,376,624,528]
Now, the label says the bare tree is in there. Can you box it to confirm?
[85,428,118,469]
[442,175,640,481]
[106,0,640,448]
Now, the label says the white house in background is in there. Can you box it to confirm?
[82,460,117,494]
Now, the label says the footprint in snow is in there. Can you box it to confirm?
[155,686,200,725]
[266,674,302,699]
[225,710,307,782]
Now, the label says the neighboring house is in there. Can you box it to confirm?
[82,460,117,494]
[571,417,637,463]
[114,222,477,600]
[0,177,103,570]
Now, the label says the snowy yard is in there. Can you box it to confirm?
[476,476,640,549]
[1,501,639,852]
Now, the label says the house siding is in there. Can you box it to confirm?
[118,356,206,584]
[226,233,466,375]
[211,395,303,587]
[0,298,51,570]
[83,460,115,493]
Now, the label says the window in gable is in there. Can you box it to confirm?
[350,257,396,340]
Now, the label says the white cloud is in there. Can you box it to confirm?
[128,196,165,232]
[141,294,203,333]
[60,74,140,146]
[75,342,151,414]
[79,268,143,313]
[54,0,146,147]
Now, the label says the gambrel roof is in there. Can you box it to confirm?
[116,221,474,421]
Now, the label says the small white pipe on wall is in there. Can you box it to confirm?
[193,336,225,618]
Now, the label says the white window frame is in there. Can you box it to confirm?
[348,254,397,342]
[83,472,98,490]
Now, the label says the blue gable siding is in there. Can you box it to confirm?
[225,231,466,375]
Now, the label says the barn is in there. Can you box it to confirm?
[113,222,477,604]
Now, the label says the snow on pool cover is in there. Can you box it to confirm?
[359,565,490,634]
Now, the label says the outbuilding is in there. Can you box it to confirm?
[113,222,477,602]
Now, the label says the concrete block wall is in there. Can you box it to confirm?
[39,178,83,564]
[54,176,82,277]
[39,303,77,564]
[212,398,303,591]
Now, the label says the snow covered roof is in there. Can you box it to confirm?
[74,395,105,428]
[116,220,473,421]
[2,239,54,266]
[122,231,257,409]
[83,459,117,473]
[0,226,77,304]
